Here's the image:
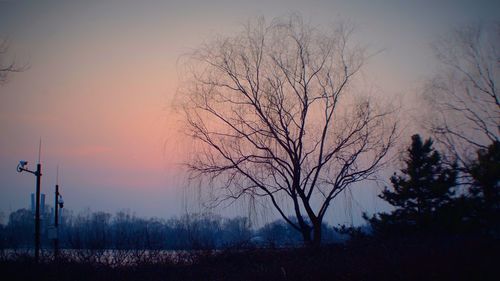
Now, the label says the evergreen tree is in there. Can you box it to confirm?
[466,141,500,235]
[469,141,500,210]
[367,134,457,235]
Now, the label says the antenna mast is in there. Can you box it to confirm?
[38,138,42,164]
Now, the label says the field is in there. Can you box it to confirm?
[1,236,498,281]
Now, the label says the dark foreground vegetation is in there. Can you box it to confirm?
[1,134,498,280]
[1,235,498,281]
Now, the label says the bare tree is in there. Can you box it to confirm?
[426,23,499,165]
[0,39,25,85]
[180,15,397,246]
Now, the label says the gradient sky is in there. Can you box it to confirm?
[1,0,499,225]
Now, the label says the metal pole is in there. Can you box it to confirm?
[54,184,59,259]
[35,163,41,263]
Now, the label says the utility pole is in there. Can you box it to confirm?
[17,161,42,262]
[54,183,59,259]
[17,140,43,262]
[53,166,60,259]
[53,166,63,260]
[34,163,41,262]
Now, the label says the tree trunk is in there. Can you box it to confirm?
[300,221,322,247]
[312,220,322,247]
[301,226,312,245]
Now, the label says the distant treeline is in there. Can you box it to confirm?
[0,209,348,251]
[1,135,498,252]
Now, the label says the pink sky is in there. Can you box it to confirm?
[1,0,498,224]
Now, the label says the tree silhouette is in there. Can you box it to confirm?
[6,209,33,248]
[425,23,500,165]
[367,134,457,235]
[469,141,500,207]
[180,15,397,246]
[0,39,25,85]
[466,141,500,235]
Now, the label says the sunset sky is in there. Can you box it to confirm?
[1,0,499,225]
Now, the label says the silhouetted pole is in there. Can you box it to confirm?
[17,160,42,263]
[34,163,41,263]
[17,141,43,262]
[54,183,59,259]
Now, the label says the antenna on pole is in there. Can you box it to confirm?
[56,164,59,186]
[38,138,42,164]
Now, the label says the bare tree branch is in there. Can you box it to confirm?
[426,23,499,166]
[0,39,27,85]
[179,15,397,245]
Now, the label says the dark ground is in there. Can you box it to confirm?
[1,236,498,281]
